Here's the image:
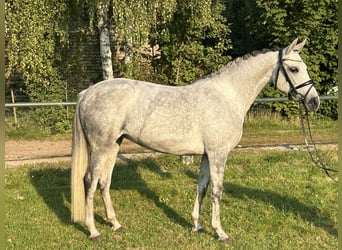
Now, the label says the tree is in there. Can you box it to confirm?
[5,0,68,102]
[69,0,114,81]
[226,0,267,57]
[5,0,72,131]
[151,0,232,85]
[111,0,159,79]
[257,0,337,118]
[97,0,114,79]
[5,0,337,125]
[227,0,338,118]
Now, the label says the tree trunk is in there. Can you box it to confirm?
[97,1,113,80]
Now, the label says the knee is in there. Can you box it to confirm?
[83,174,91,193]
[211,188,223,201]
[98,178,110,191]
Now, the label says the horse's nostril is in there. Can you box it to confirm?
[308,96,320,111]
[311,96,320,106]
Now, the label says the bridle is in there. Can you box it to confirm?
[273,49,314,102]
[274,49,337,181]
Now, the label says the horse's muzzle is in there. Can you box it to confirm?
[305,96,320,112]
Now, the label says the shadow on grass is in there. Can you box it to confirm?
[30,157,192,238]
[29,167,88,235]
[30,157,336,240]
[111,157,192,230]
[224,182,337,237]
[183,167,337,237]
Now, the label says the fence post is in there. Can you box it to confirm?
[10,89,18,126]
[180,155,194,165]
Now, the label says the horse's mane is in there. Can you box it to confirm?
[195,48,279,83]
[220,48,279,71]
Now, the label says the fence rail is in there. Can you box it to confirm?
[4,96,337,108]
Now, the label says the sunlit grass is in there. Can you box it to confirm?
[5,150,337,249]
[241,112,337,145]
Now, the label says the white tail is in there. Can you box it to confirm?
[71,92,88,223]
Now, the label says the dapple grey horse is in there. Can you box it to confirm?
[71,39,320,242]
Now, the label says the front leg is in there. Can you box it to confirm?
[208,152,230,243]
[191,154,210,232]
[211,189,229,242]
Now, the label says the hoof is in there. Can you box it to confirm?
[90,235,102,241]
[113,226,125,232]
[218,236,230,244]
[193,227,205,233]
[192,225,204,232]
[112,235,123,242]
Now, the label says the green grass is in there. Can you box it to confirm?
[241,112,337,145]
[5,151,337,249]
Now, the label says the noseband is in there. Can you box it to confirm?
[273,49,314,102]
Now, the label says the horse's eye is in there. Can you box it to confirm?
[289,67,299,73]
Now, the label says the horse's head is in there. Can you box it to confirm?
[272,38,320,112]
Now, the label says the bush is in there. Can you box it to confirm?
[5,107,74,139]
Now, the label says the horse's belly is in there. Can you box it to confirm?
[124,125,204,155]
[123,104,204,154]
[130,138,204,155]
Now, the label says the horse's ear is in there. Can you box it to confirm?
[294,38,307,53]
[285,38,299,55]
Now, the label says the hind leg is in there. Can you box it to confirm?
[84,152,104,240]
[99,143,123,231]
[84,147,119,240]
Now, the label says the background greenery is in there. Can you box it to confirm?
[5,0,338,133]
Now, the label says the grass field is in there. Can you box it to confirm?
[5,150,337,249]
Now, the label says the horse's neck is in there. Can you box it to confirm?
[215,51,278,114]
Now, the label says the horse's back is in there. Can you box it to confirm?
[77,78,243,155]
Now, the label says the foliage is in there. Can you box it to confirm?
[228,0,338,119]
[5,107,74,138]
[257,0,337,119]
[110,0,160,79]
[226,0,267,57]
[5,0,338,133]
[151,0,232,85]
[5,110,52,139]
[5,0,69,101]
[316,91,338,120]
[5,151,337,249]
[5,0,73,131]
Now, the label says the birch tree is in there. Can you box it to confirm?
[97,0,114,80]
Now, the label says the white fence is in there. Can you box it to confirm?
[4,96,338,108]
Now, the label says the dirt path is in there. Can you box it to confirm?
[5,140,71,166]
[6,140,72,161]
[5,139,150,167]
[5,139,337,167]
